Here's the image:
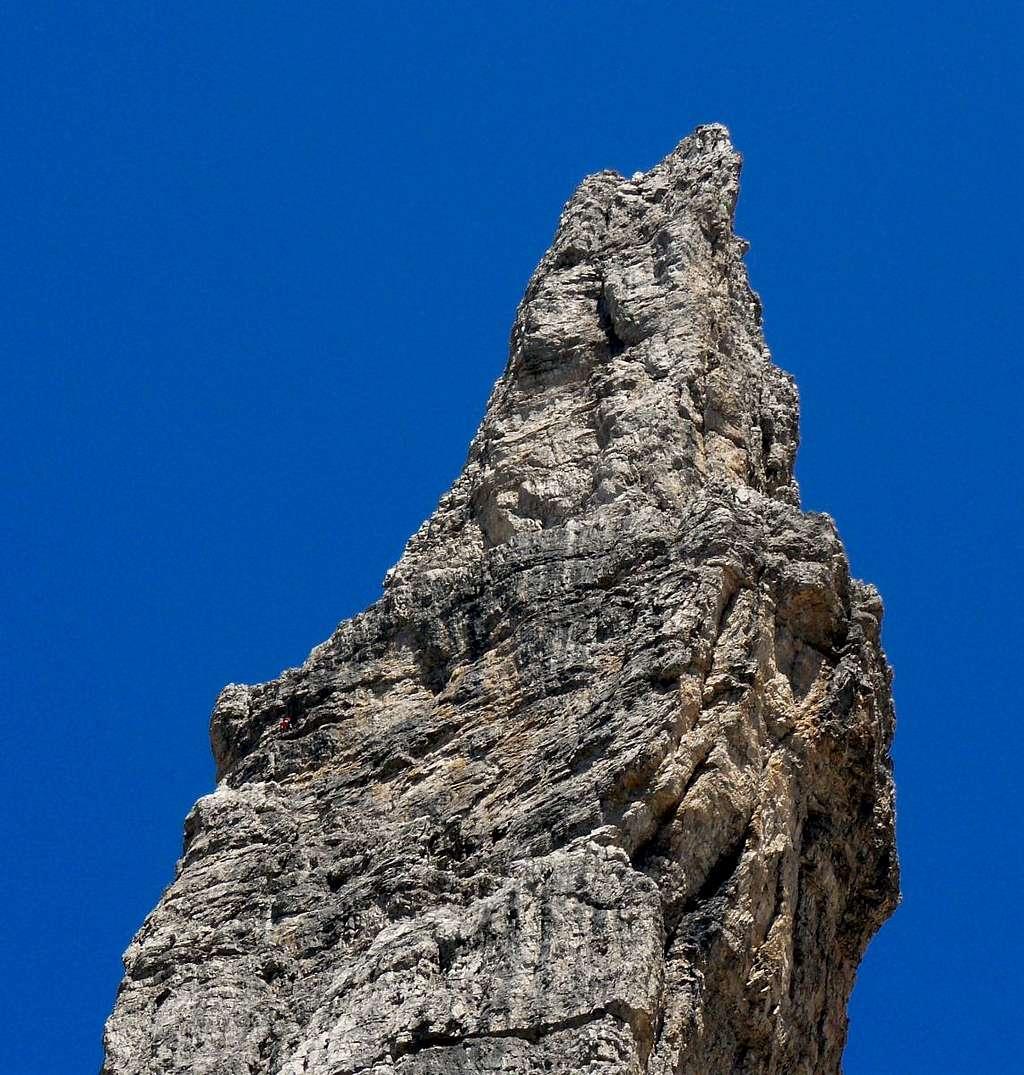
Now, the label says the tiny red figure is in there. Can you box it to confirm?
[279,714,292,733]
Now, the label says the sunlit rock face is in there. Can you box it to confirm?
[102,125,898,1075]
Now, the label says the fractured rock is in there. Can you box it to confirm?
[102,124,898,1075]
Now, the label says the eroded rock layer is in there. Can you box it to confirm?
[103,125,898,1075]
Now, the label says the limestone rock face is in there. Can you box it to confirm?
[102,125,898,1075]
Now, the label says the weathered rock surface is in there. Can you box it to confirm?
[102,125,898,1075]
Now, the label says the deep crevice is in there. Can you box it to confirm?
[596,294,626,357]
[387,1005,632,1062]
[663,822,753,959]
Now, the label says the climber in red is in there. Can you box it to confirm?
[279,713,293,734]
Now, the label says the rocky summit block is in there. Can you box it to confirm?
[102,125,898,1075]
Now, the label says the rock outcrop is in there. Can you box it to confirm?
[102,125,898,1075]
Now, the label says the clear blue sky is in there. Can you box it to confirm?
[2,4,1020,1072]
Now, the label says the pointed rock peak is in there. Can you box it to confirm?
[550,124,742,261]
[104,130,897,1075]
[393,126,799,585]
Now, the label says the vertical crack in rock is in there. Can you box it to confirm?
[102,124,898,1075]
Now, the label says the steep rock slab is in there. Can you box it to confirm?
[102,125,898,1075]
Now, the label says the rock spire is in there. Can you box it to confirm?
[103,125,898,1075]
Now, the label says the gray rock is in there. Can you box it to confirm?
[102,124,898,1075]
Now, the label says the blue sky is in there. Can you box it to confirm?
[2,4,1021,1072]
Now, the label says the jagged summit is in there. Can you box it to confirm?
[103,127,897,1075]
[389,125,798,590]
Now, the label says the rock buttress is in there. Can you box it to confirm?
[102,125,898,1075]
